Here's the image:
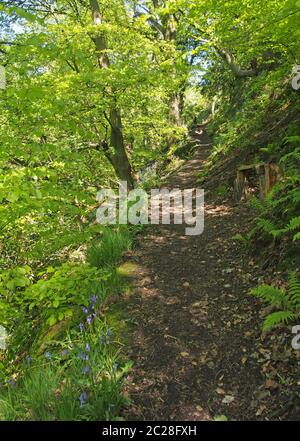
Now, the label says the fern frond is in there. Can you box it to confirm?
[263,311,297,331]
[288,273,300,308]
[293,232,300,241]
[249,196,265,212]
[251,285,291,309]
[256,218,277,236]
[285,216,300,231]
[291,189,300,205]
[280,147,300,163]
[270,228,287,238]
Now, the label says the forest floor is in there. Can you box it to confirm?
[116,126,300,421]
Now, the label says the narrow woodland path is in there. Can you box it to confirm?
[120,126,298,421]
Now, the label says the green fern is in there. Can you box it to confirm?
[287,216,300,231]
[278,216,300,241]
[251,284,292,309]
[249,196,265,212]
[293,232,300,241]
[251,273,300,331]
[288,273,300,308]
[256,218,277,236]
[280,147,300,164]
[263,311,297,331]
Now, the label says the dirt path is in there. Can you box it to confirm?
[120,126,299,421]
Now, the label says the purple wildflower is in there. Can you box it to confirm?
[77,351,89,361]
[45,351,52,360]
[79,323,84,332]
[113,362,119,371]
[81,306,89,315]
[90,295,97,304]
[25,355,32,367]
[79,391,88,408]
[86,315,93,325]
[7,378,16,387]
[82,366,90,375]
[61,349,69,357]
[85,343,91,352]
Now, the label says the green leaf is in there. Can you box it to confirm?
[293,232,300,241]
[214,415,228,421]
[52,300,60,308]
[7,192,19,203]
[263,311,296,331]
[48,315,57,326]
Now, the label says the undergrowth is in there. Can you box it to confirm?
[205,62,300,336]
[0,226,134,421]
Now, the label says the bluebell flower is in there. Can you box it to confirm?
[85,343,91,352]
[81,306,89,315]
[86,315,93,325]
[106,329,112,337]
[82,366,90,375]
[61,349,69,357]
[79,391,88,408]
[113,362,119,371]
[45,351,52,360]
[25,355,32,367]
[7,378,16,387]
[77,351,89,361]
[90,295,98,304]
[79,323,84,332]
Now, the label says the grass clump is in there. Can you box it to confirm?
[87,228,132,269]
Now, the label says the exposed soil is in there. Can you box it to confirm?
[119,125,300,421]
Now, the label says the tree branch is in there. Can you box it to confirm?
[215,46,258,78]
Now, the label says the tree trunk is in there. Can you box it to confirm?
[89,0,134,189]
[211,95,218,115]
[170,91,183,127]
[164,15,186,149]
[109,107,134,188]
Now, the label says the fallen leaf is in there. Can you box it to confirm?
[222,395,235,404]
[216,387,225,395]
[214,415,228,421]
[256,405,266,416]
[180,352,189,358]
[265,379,279,390]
